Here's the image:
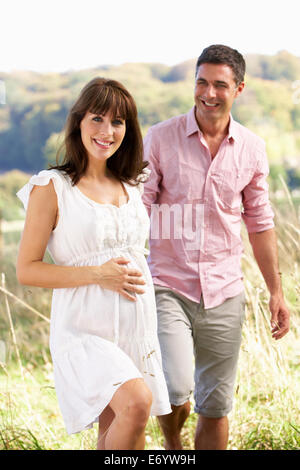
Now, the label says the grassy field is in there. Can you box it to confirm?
[0,191,299,450]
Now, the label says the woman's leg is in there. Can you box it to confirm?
[97,405,115,450]
[97,378,152,450]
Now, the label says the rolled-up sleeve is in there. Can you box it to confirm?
[242,143,275,233]
[142,127,162,215]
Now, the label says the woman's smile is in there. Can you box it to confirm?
[93,138,114,149]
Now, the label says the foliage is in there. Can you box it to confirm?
[1,52,300,174]
[246,50,300,82]
[0,171,31,221]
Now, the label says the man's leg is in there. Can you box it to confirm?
[195,415,228,450]
[157,402,191,450]
[193,292,246,449]
[155,286,195,450]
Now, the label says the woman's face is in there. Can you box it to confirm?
[80,110,126,163]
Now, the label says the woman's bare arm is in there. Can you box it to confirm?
[16,181,145,300]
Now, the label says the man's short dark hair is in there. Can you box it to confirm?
[196,44,246,85]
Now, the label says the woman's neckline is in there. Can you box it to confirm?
[70,176,130,209]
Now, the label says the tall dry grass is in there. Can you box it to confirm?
[0,185,299,450]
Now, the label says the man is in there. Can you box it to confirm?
[142,44,290,450]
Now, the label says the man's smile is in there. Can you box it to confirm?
[201,100,220,108]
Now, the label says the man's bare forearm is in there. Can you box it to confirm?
[248,228,282,296]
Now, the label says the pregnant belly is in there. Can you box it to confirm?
[51,281,156,343]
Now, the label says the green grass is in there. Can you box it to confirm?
[1,188,300,450]
[1,266,299,450]
[1,331,299,451]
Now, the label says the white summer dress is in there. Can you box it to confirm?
[17,169,171,434]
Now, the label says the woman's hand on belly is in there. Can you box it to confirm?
[92,257,146,301]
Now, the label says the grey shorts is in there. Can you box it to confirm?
[154,286,246,418]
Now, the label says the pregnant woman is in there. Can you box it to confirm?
[16,77,171,450]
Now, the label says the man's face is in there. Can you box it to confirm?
[194,63,244,124]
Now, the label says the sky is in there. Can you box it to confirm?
[1,0,300,73]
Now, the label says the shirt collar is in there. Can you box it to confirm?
[186,106,239,142]
[186,107,199,137]
[227,114,239,142]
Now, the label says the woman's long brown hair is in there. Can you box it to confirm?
[50,77,148,185]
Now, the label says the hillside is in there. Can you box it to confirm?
[0,51,300,174]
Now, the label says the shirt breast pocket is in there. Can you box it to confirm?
[210,169,254,210]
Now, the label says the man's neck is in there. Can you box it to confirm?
[195,109,230,140]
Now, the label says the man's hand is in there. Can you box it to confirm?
[248,229,290,340]
[269,294,290,340]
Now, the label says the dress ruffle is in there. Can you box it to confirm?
[17,169,64,211]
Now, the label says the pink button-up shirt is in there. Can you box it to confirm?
[142,107,275,308]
